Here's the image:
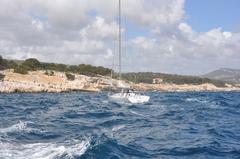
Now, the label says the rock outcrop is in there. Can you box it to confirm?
[0,70,101,93]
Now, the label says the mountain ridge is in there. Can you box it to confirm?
[203,68,240,84]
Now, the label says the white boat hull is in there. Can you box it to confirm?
[109,93,150,104]
[108,93,129,103]
[127,95,150,104]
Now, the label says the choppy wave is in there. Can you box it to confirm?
[0,121,90,159]
[0,92,240,158]
[112,124,125,132]
[0,139,90,159]
[185,97,208,103]
[0,121,28,133]
[129,110,144,116]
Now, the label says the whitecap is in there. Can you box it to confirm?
[186,98,199,102]
[112,125,125,132]
[130,110,144,116]
[208,102,219,109]
[186,98,208,103]
[0,139,90,159]
[0,121,28,133]
[102,100,109,104]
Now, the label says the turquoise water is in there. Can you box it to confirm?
[0,92,240,158]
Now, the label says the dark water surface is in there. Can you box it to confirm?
[0,92,240,159]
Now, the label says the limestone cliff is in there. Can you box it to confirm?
[0,70,102,93]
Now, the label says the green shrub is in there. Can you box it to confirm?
[14,65,28,74]
[44,70,54,76]
[0,55,3,68]
[121,72,226,87]
[6,60,18,69]
[0,73,5,81]
[77,64,111,76]
[22,58,41,70]
[65,72,75,81]
[0,55,7,70]
[40,62,56,70]
[54,64,67,72]
[68,65,79,73]
[1,56,112,76]
[0,56,18,70]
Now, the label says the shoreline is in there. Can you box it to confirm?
[1,90,240,94]
[1,70,240,93]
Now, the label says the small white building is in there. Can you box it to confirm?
[153,78,163,84]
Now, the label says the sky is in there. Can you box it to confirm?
[0,0,239,75]
[185,0,240,32]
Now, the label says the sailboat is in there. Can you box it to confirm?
[108,0,150,104]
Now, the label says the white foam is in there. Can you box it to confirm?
[0,121,28,133]
[186,98,199,102]
[112,125,125,132]
[102,100,109,103]
[130,110,144,116]
[186,98,208,103]
[0,139,90,159]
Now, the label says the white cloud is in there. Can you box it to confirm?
[0,0,239,74]
[79,17,118,40]
[126,24,240,74]
[31,20,44,31]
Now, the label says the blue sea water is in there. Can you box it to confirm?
[0,92,240,159]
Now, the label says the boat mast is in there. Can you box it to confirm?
[118,0,122,81]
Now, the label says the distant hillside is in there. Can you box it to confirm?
[203,68,240,84]
[119,72,226,87]
[0,55,233,87]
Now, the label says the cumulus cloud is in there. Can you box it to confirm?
[0,0,239,74]
[128,23,240,74]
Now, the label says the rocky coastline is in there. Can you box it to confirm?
[0,70,240,93]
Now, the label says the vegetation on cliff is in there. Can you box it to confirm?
[0,73,4,81]
[0,56,112,76]
[65,72,75,81]
[120,72,226,87]
[0,55,227,87]
[0,55,17,70]
[13,65,29,74]
[0,56,3,70]
[44,70,54,76]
